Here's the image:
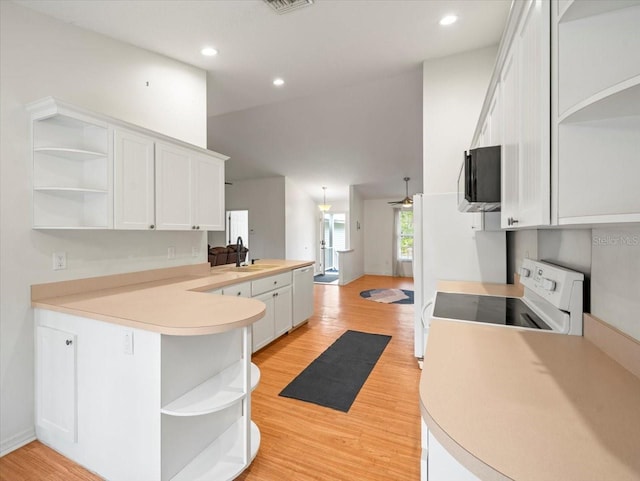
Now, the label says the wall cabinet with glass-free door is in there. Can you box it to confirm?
[114,131,225,231]
[29,97,228,231]
[500,0,551,229]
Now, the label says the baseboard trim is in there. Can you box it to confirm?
[0,428,36,457]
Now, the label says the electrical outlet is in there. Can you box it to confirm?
[167,246,176,259]
[192,247,199,257]
[52,252,67,270]
[123,331,134,355]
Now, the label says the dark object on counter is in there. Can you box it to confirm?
[208,244,248,266]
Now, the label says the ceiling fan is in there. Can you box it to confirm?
[388,177,414,207]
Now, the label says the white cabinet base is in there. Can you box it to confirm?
[35,309,259,481]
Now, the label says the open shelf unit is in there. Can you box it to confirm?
[160,326,260,481]
[170,420,260,481]
[161,362,260,416]
[553,1,640,225]
[29,98,112,228]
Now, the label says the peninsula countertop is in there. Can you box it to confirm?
[420,282,640,481]
[32,259,313,336]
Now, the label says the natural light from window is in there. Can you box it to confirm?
[398,210,414,260]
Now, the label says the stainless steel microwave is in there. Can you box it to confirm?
[457,145,501,212]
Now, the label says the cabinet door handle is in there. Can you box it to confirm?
[65,339,73,346]
[236,292,241,296]
[507,217,519,226]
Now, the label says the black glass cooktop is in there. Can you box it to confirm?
[433,292,551,330]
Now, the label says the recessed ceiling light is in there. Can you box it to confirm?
[273,78,285,87]
[439,15,458,26]
[201,47,218,56]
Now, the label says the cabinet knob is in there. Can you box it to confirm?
[65,339,73,346]
[196,225,200,230]
[149,224,155,229]
[507,217,519,226]
[191,225,196,230]
[236,292,241,296]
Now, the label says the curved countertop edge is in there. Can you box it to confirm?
[420,319,640,481]
[419,379,510,481]
[32,260,312,336]
[32,300,267,336]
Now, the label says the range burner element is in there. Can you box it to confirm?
[433,292,551,330]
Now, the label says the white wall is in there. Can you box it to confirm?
[0,2,209,454]
[591,226,640,340]
[344,186,365,283]
[423,46,498,191]
[206,68,423,201]
[285,178,316,262]
[224,177,286,260]
[509,225,640,341]
[363,199,395,276]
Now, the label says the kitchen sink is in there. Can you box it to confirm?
[233,264,279,272]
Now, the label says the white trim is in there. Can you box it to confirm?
[0,428,36,457]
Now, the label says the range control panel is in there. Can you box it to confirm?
[519,259,584,311]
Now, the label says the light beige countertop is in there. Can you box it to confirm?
[420,282,640,481]
[32,260,313,336]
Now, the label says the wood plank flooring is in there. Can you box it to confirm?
[0,275,421,481]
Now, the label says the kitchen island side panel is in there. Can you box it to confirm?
[35,308,162,481]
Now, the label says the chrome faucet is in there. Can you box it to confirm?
[236,236,244,267]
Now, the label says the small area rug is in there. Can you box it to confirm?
[279,330,392,412]
[314,273,339,284]
[360,288,414,305]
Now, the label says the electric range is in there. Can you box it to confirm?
[424,259,585,351]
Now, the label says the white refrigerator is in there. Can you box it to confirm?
[412,192,506,358]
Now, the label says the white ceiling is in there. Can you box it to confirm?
[16,0,510,202]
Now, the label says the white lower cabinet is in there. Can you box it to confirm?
[273,285,292,338]
[207,268,312,353]
[34,309,260,481]
[252,291,276,352]
[250,271,293,353]
[427,430,479,481]
[252,285,291,352]
[36,326,77,443]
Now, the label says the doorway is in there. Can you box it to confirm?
[319,212,346,275]
[226,210,249,249]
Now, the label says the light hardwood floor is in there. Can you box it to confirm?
[0,275,421,481]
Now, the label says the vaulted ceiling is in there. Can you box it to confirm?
[16,0,510,202]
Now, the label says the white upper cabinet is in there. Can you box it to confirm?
[500,47,520,228]
[155,142,194,230]
[29,98,228,231]
[471,0,550,230]
[502,0,550,229]
[155,143,225,231]
[114,129,155,230]
[192,152,225,231]
[552,0,640,224]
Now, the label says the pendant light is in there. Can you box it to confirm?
[318,186,331,212]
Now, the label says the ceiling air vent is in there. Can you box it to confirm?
[264,0,314,14]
